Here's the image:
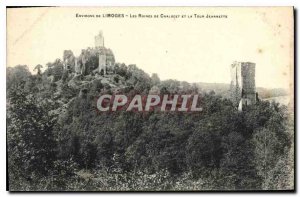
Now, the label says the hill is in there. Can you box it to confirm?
[196,82,288,99]
[6,56,293,191]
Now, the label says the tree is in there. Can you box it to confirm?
[151,73,160,86]
[252,110,291,190]
[63,50,75,72]
[7,87,57,183]
[44,59,64,82]
[115,63,128,78]
[7,65,31,91]
[34,64,43,75]
[186,122,222,178]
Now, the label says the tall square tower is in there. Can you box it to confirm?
[230,61,256,109]
[95,31,104,48]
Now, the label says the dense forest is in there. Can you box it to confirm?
[7,53,294,191]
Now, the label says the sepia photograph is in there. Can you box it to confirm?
[6,6,294,191]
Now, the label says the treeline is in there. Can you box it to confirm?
[7,60,293,190]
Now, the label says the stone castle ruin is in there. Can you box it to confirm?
[64,31,116,77]
[230,61,258,111]
[95,31,115,75]
[60,32,258,112]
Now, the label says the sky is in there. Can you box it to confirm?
[7,7,293,89]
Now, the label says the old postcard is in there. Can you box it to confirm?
[6,7,294,191]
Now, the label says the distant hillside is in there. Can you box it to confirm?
[196,82,288,99]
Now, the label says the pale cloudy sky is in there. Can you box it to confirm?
[7,7,293,89]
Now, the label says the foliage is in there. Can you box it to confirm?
[7,87,57,188]
[7,58,293,191]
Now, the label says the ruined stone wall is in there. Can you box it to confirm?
[99,54,106,74]
[105,49,115,66]
[230,62,242,106]
[75,57,81,74]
